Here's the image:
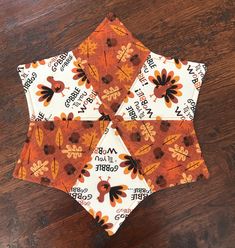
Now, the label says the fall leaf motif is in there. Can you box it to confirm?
[143,162,160,176]
[18,166,27,179]
[134,144,153,156]
[140,122,156,142]
[81,131,99,150]
[26,147,31,164]
[147,179,156,192]
[110,24,128,36]
[120,121,137,131]
[35,126,43,147]
[117,43,133,62]
[180,173,193,184]
[133,41,149,51]
[169,144,189,161]
[28,122,35,132]
[62,145,83,159]
[195,143,201,153]
[79,38,97,57]
[55,128,63,149]
[51,158,59,179]
[116,64,134,82]
[102,86,121,101]
[30,160,49,177]
[163,134,181,145]
[185,160,204,171]
[73,58,87,69]
[88,64,99,81]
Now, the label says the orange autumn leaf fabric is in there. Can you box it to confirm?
[72,14,150,118]
[116,120,209,191]
[14,121,108,192]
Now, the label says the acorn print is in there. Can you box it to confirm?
[69,132,80,143]
[43,121,55,131]
[106,38,117,47]
[156,175,167,187]
[41,177,51,185]
[44,145,55,155]
[153,147,164,159]
[130,132,141,142]
[130,54,140,66]
[102,74,113,84]
[64,164,76,175]
[160,121,171,132]
[111,102,120,113]
[82,121,94,129]
[183,135,194,146]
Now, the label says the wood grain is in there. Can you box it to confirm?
[0,0,235,247]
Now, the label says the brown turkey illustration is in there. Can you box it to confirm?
[148,69,182,107]
[97,176,128,207]
[36,76,70,106]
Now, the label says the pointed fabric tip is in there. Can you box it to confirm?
[72,14,150,119]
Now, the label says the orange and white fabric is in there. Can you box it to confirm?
[13,13,209,236]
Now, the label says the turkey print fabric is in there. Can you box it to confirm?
[13,14,209,236]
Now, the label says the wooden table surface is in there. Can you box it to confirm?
[1,0,235,247]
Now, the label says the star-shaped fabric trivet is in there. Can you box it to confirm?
[13,13,209,236]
